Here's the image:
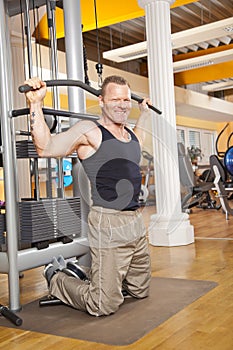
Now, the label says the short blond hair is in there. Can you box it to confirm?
[101,75,130,97]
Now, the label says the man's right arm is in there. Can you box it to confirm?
[25,77,57,157]
[25,77,89,158]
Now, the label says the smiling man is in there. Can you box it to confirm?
[24,74,152,316]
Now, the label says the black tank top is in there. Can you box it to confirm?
[81,123,142,210]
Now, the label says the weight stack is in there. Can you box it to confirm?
[16,140,38,158]
[18,197,82,247]
[0,213,6,244]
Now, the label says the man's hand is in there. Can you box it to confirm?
[138,97,152,112]
[24,77,47,104]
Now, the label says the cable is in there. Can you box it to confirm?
[94,0,103,87]
[83,43,90,85]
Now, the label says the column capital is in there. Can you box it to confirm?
[138,0,175,8]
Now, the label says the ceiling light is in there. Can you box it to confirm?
[103,40,146,62]
[202,80,233,92]
[103,41,147,63]
[173,49,233,73]
[173,60,213,73]
[172,17,233,49]
[103,17,233,63]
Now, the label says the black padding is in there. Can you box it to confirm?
[66,262,88,281]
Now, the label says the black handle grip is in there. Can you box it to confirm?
[131,92,162,114]
[0,305,23,326]
[18,79,162,115]
[18,84,32,93]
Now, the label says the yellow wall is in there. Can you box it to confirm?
[176,115,218,131]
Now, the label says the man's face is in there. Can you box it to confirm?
[99,83,132,124]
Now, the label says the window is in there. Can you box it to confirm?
[188,130,200,149]
[177,129,185,144]
[177,126,216,164]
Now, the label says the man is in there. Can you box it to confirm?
[24,75,151,316]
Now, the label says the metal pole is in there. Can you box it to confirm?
[0,0,20,311]
[63,0,85,117]
[47,0,64,198]
[24,0,33,78]
[63,0,91,257]
[63,0,85,198]
[24,0,40,201]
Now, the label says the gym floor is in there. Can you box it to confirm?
[0,204,233,349]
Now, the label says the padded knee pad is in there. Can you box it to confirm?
[63,262,89,281]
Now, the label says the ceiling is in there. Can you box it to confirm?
[78,0,233,93]
[5,0,233,96]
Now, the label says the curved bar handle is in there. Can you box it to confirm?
[11,107,99,121]
[19,79,100,96]
[18,79,162,115]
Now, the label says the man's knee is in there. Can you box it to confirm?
[123,275,151,299]
[126,285,150,299]
[87,291,124,316]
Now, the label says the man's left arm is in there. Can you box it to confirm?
[133,98,152,145]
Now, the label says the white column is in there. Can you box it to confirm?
[138,0,194,246]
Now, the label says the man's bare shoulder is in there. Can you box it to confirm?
[72,119,99,134]
[74,119,102,158]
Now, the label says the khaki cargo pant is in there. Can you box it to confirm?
[50,206,151,316]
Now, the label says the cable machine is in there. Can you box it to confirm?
[0,0,162,315]
[0,0,91,313]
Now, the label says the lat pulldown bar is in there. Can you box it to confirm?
[11,107,99,121]
[18,79,162,115]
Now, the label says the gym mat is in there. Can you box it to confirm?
[0,277,217,346]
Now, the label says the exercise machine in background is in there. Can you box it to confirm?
[211,159,233,220]
[177,143,220,212]
[209,123,233,200]
[139,150,156,206]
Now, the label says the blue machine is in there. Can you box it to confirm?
[224,146,233,176]
[56,159,73,187]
